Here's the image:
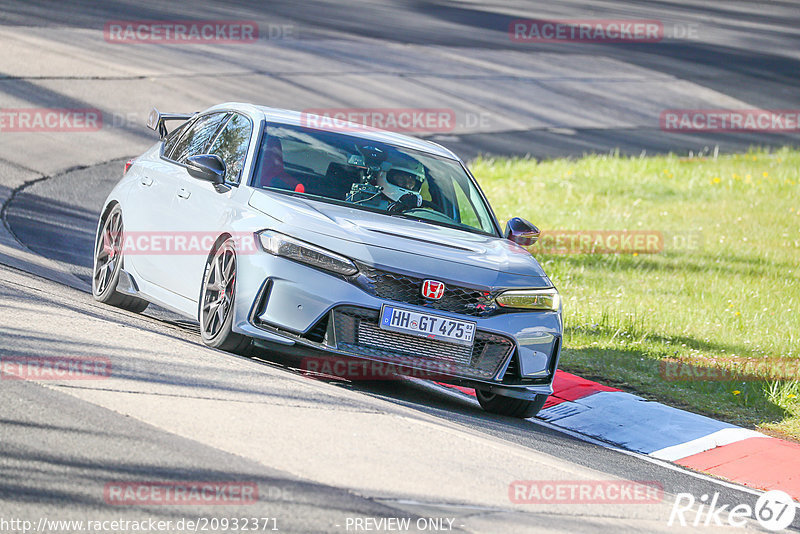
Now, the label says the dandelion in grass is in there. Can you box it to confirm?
[733,390,741,395]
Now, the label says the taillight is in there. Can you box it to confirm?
[123,159,134,175]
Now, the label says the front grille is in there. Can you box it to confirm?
[331,307,514,380]
[356,267,501,317]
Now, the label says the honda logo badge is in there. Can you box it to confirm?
[421,280,446,300]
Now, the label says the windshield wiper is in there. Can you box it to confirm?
[386,211,494,237]
[386,212,429,223]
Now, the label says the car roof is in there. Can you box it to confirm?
[205,102,461,161]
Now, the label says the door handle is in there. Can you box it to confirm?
[140,176,153,186]
[177,187,191,199]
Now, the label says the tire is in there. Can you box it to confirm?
[199,238,252,354]
[475,388,547,418]
[92,204,149,313]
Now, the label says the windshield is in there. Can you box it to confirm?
[252,123,499,236]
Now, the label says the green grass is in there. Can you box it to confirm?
[470,147,800,439]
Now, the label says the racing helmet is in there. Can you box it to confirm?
[377,159,426,204]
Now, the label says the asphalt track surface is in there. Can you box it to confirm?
[1,1,799,532]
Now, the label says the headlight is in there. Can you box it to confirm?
[496,288,560,311]
[257,231,358,276]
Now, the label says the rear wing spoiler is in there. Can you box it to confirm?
[146,107,195,139]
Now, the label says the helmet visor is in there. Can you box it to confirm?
[386,169,423,191]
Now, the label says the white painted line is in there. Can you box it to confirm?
[649,428,771,461]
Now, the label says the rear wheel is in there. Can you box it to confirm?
[92,205,149,313]
[199,238,252,354]
[475,389,547,418]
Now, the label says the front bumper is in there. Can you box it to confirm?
[232,252,562,400]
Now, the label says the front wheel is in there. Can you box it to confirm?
[475,389,547,418]
[199,238,252,354]
[92,205,149,313]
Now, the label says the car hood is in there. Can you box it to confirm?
[248,190,551,289]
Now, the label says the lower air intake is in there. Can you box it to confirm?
[331,307,514,381]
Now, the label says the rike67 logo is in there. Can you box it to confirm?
[669,490,797,531]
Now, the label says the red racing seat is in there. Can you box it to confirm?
[255,136,304,192]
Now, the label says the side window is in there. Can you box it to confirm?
[170,112,229,164]
[207,114,253,184]
[162,121,190,157]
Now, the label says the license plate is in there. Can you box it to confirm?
[379,305,476,346]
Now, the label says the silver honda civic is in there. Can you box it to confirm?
[92,102,562,418]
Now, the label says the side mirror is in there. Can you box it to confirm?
[185,154,226,185]
[504,217,540,247]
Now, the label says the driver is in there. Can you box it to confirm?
[375,158,426,211]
